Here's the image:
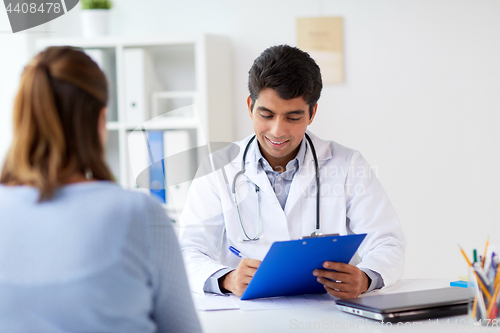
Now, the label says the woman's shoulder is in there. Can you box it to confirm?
[54,181,169,229]
[0,181,168,227]
[59,181,159,209]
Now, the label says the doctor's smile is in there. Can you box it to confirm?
[265,137,288,147]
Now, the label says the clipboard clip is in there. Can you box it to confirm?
[301,232,340,239]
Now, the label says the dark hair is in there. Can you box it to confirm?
[0,46,112,200]
[248,45,322,118]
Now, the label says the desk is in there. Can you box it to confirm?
[198,279,482,332]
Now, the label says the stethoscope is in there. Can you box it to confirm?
[231,133,322,242]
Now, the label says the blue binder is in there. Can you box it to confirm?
[146,131,166,204]
[240,234,367,300]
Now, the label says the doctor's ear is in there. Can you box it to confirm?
[247,96,254,119]
[308,103,318,125]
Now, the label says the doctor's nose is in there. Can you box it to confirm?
[269,119,287,138]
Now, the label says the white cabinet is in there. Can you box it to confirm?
[37,34,234,216]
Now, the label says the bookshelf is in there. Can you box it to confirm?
[36,34,234,218]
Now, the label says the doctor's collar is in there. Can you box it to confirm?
[253,136,307,173]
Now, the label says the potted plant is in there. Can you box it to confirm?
[80,0,113,38]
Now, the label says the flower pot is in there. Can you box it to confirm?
[80,9,109,38]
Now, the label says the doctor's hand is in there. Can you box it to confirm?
[218,259,261,296]
[313,262,370,299]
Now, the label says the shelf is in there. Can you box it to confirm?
[152,91,197,99]
[107,118,199,131]
[123,117,200,131]
[36,34,207,49]
[106,122,120,131]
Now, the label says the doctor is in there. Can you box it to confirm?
[179,45,406,299]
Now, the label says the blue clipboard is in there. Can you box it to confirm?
[240,234,367,300]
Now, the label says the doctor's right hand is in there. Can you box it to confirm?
[218,259,261,296]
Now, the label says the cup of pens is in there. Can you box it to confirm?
[460,243,500,325]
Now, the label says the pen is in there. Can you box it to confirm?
[471,296,478,319]
[495,258,500,287]
[229,246,247,258]
[494,258,500,295]
[482,237,490,268]
[459,245,473,266]
[459,245,492,301]
[487,253,497,283]
[473,249,478,263]
[471,270,488,320]
[487,282,500,319]
[473,262,492,294]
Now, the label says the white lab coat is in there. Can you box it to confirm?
[179,131,406,295]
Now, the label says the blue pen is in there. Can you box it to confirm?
[487,252,497,283]
[229,246,247,258]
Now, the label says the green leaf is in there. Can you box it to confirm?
[81,0,113,10]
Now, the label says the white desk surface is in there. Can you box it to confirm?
[197,279,485,333]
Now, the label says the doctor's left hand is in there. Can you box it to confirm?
[313,262,370,299]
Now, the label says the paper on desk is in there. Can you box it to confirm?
[231,293,336,311]
[191,293,240,311]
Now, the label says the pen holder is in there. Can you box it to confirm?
[468,266,500,326]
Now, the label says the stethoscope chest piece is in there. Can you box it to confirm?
[237,235,265,243]
[308,231,324,238]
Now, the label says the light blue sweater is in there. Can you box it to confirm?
[0,181,201,333]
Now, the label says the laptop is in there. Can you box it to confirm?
[335,287,473,322]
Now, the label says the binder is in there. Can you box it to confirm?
[123,48,163,124]
[84,49,117,122]
[147,131,166,204]
[240,234,366,300]
[163,130,193,209]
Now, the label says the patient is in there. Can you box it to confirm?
[0,46,201,333]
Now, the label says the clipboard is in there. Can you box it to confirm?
[240,233,367,300]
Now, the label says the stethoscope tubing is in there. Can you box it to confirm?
[304,133,320,231]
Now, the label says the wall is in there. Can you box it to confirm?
[2,0,500,281]
[0,9,46,167]
[0,11,27,168]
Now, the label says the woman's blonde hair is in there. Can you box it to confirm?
[0,46,112,200]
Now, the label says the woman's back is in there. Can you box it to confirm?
[0,182,201,332]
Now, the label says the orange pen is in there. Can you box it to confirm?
[482,237,489,268]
